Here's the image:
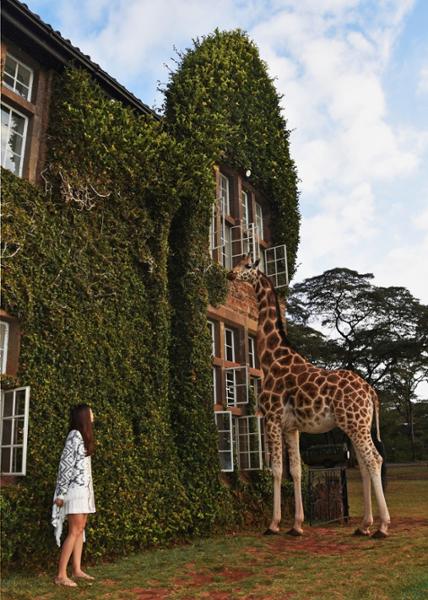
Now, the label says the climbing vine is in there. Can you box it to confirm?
[1,28,300,570]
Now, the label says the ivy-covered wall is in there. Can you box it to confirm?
[165,29,300,534]
[1,28,300,570]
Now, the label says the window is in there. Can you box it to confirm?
[241,190,250,228]
[225,366,249,406]
[255,203,264,240]
[207,320,216,356]
[237,416,263,470]
[2,54,34,101]
[248,336,256,369]
[0,322,9,374]
[222,225,232,269]
[1,103,28,177]
[215,411,233,472]
[1,387,30,475]
[224,328,236,362]
[220,173,230,216]
[212,367,219,404]
[264,244,288,288]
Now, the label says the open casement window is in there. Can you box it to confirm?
[207,320,216,356]
[224,327,236,362]
[222,225,233,269]
[255,203,264,240]
[220,173,231,216]
[0,387,30,475]
[248,336,256,369]
[215,411,233,472]
[212,366,219,404]
[231,222,260,265]
[264,244,289,289]
[237,416,263,470]
[241,190,250,228]
[225,366,249,406]
[0,321,9,374]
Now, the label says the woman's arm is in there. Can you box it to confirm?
[54,431,80,500]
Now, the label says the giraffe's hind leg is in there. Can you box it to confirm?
[350,432,390,538]
[264,415,283,534]
[352,445,373,536]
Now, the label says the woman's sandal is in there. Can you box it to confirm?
[54,576,78,587]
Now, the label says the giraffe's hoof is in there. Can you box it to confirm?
[263,528,280,536]
[286,528,303,537]
[371,530,388,539]
[353,528,370,537]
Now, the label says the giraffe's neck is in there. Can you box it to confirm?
[253,272,295,376]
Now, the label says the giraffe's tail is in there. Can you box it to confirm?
[373,391,381,443]
[371,390,387,491]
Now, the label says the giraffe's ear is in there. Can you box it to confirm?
[252,258,260,269]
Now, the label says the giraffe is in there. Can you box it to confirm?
[227,256,390,539]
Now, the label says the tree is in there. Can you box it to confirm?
[286,268,428,460]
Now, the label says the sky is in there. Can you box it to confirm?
[29,0,428,304]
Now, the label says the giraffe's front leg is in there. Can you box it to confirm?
[264,417,283,535]
[284,429,304,536]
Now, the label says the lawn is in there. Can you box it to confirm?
[2,464,428,599]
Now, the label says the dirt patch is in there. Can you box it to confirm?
[128,587,170,599]
[219,567,252,582]
[173,572,214,587]
[197,593,234,599]
[101,579,119,586]
[265,528,356,556]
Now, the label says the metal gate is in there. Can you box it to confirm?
[307,467,349,525]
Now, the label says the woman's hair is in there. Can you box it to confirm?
[69,403,95,456]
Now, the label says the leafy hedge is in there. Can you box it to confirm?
[1,29,300,571]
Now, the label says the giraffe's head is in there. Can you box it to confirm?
[227,255,260,284]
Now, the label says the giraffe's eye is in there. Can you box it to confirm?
[245,264,251,269]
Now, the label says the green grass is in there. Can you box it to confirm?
[2,464,428,599]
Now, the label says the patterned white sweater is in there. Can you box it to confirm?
[52,429,93,546]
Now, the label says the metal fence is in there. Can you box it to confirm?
[307,466,349,526]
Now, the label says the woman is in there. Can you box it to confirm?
[52,404,96,587]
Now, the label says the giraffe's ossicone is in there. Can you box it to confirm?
[227,256,390,538]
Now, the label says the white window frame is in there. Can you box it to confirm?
[237,415,263,471]
[2,53,34,101]
[224,327,236,362]
[0,387,30,475]
[241,190,250,228]
[220,173,230,216]
[222,225,233,269]
[248,335,256,369]
[0,321,10,374]
[1,102,29,177]
[207,320,216,356]
[255,202,264,241]
[231,222,260,264]
[212,367,218,404]
[225,365,249,407]
[264,244,289,289]
[215,411,234,472]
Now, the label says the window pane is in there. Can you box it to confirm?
[10,112,25,136]
[2,72,15,88]
[3,392,14,417]
[12,446,23,473]
[219,431,231,450]
[1,447,11,473]
[219,452,232,471]
[215,413,229,430]
[15,81,30,99]
[17,63,32,88]
[15,390,26,416]
[1,419,12,445]
[4,151,20,175]
[4,55,17,78]
[14,418,25,445]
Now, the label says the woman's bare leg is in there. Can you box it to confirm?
[71,515,94,578]
[57,514,86,582]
